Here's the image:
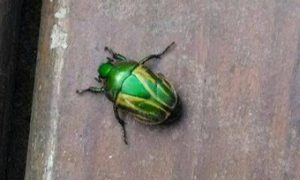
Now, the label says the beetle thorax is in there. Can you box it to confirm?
[98,62,113,78]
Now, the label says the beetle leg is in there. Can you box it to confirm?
[104,46,127,61]
[113,105,128,145]
[140,42,175,64]
[76,86,104,94]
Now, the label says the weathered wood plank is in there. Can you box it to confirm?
[26,0,300,179]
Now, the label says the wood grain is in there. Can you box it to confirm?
[26,0,300,179]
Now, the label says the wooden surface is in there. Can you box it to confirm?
[26,0,300,179]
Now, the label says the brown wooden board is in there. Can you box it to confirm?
[26,0,300,179]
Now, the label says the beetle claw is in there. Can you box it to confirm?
[76,89,83,94]
[76,89,88,94]
[104,46,113,55]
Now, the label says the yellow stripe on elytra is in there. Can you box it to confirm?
[133,65,156,84]
[131,113,167,125]
[133,65,171,108]
[158,79,173,98]
[116,93,170,122]
[116,92,168,114]
[159,78,178,109]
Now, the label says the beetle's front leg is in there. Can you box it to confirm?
[140,42,175,64]
[76,86,104,94]
[113,104,128,145]
[104,47,127,61]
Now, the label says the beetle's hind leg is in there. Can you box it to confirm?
[113,105,128,145]
[104,47,127,61]
[140,42,175,64]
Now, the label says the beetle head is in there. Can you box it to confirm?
[98,61,113,79]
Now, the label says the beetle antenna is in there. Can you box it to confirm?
[160,42,176,57]
[140,42,176,64]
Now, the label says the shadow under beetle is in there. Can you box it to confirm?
[77,42,180,144]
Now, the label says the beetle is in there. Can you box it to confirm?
[77,42,180,144]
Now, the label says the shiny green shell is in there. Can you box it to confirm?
[100,61,177,124]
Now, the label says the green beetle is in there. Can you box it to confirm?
[77,42,180,144]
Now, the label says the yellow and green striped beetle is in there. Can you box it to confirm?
[77,42,180,144]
